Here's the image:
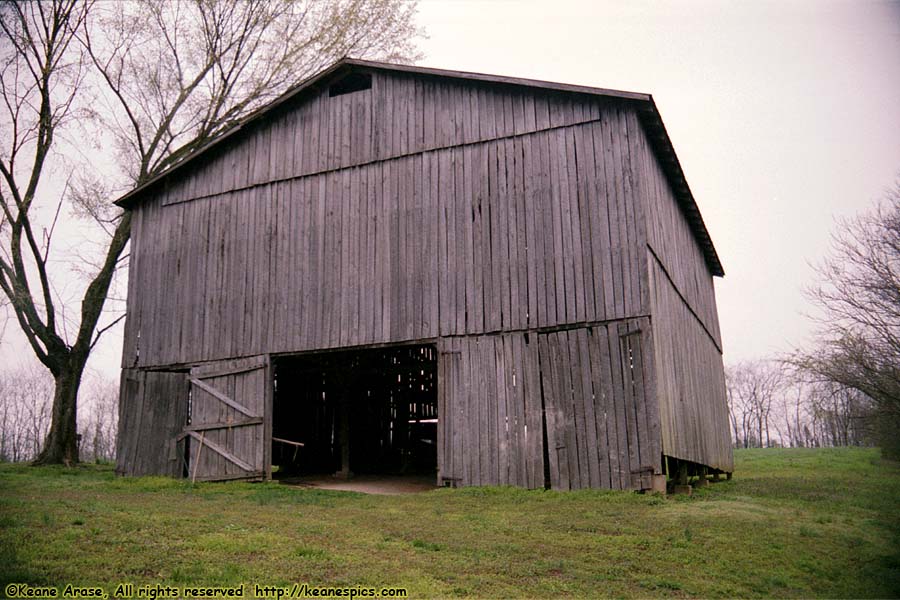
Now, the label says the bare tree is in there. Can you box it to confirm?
[727,362,879,450]
[0,363,118,463]
[725,366,747,447]
[803,380,873,448]
[770,379,808,448]
[0,363,54,461]
[725,360,784,448]
[77,375,118,463]
[791,182,900,457]
[0,1,93,465]
[0,0,421,465]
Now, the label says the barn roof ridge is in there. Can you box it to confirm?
[115,57,724,276]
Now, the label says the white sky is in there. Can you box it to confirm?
[3,0,899,380]
[413,0,900,363]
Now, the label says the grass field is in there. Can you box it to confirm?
[1,448,898,598]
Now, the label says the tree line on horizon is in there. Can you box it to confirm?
[726,359,880,452]
[0,365,117,463]
[728,188,900,459]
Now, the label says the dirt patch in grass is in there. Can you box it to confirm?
[278,473,438,495]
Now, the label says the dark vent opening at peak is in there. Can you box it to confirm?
[329,72,372,97]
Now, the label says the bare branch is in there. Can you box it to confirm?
[788,179,900,456]
[90,311,125,351]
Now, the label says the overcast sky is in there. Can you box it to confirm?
[3,1,900,380]
[413,0,900,363]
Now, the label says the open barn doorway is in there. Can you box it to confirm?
[271,344,438,486]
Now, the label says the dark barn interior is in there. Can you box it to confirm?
[272,344,437,479]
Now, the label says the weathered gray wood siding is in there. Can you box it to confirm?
[436,319,660,491]
[120,66,729,485]
[115,369,189,477]
[537,319,660,490]
[186,356,269,482]
[437,333,545,488]
[638,124,721,348]
[155,71,620,203]
[648,260,732,471]
[122,72,652,369]
[634,123,733,472]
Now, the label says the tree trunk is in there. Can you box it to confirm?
[30,213,130,467]
[729,410,739,448]
[33,358,86,466]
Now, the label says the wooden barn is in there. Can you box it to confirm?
[114,59,733,491]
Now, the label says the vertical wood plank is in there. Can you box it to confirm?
[607,320,632,489]
[427,152,440,338]
[495,141,511,330]
[556,331,580,489]
[437,149,452,335]
[594,323,621,488]
[574,123,601,320]
[537,334,559,489]
[595,116,621,319]
[564,128,588,322]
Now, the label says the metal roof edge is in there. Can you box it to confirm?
[343,58,653,102]
[637,97,724,277]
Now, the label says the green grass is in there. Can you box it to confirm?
[0,448,898,598]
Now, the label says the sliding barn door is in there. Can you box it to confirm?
[537,318,660,491]
[183,355,271,482]
[437,334,545,488]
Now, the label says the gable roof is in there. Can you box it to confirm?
[115,58,724,277]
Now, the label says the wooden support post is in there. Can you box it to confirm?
[695,465,709,487]
[677,461,688,485]
[335,386,353,480]
[191,433,205,484]
[712,472,721,482]
[672,460,691,495]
